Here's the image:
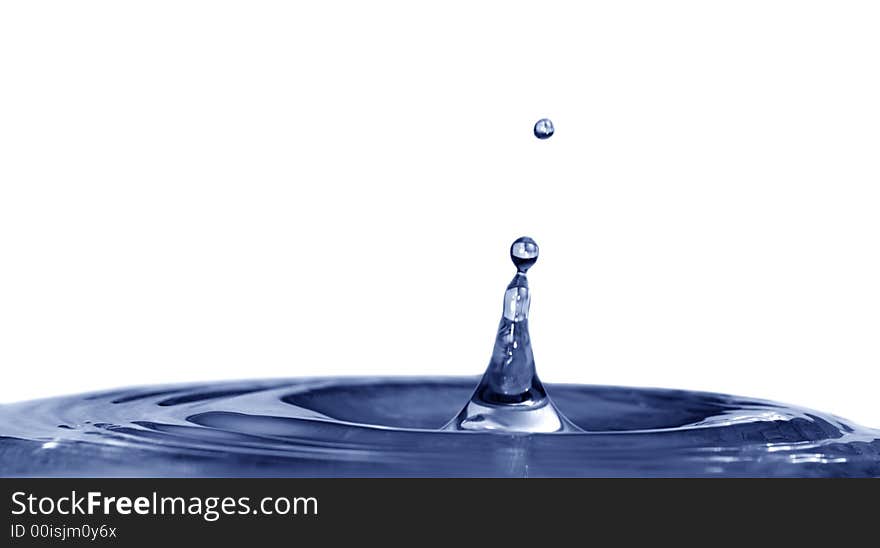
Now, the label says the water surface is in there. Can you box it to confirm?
[1,377,878,477]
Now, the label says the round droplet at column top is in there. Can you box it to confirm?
[510,236,539,273]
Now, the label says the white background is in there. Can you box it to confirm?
[1,2,879,425]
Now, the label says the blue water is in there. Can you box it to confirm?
[1,378,879,477]
[534,118,554,139]
[1,237,878,477]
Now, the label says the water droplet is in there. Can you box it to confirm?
[510,236,539,273]
[533,118,554,139]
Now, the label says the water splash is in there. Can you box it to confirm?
[445,237,577,432]
[1,238,879,477]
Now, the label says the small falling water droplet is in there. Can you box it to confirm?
[533,118,554,140]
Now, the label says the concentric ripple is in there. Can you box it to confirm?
[1,377,878,477]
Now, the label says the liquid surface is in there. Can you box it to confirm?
[2,377,879,477]
[4,238,877,477]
